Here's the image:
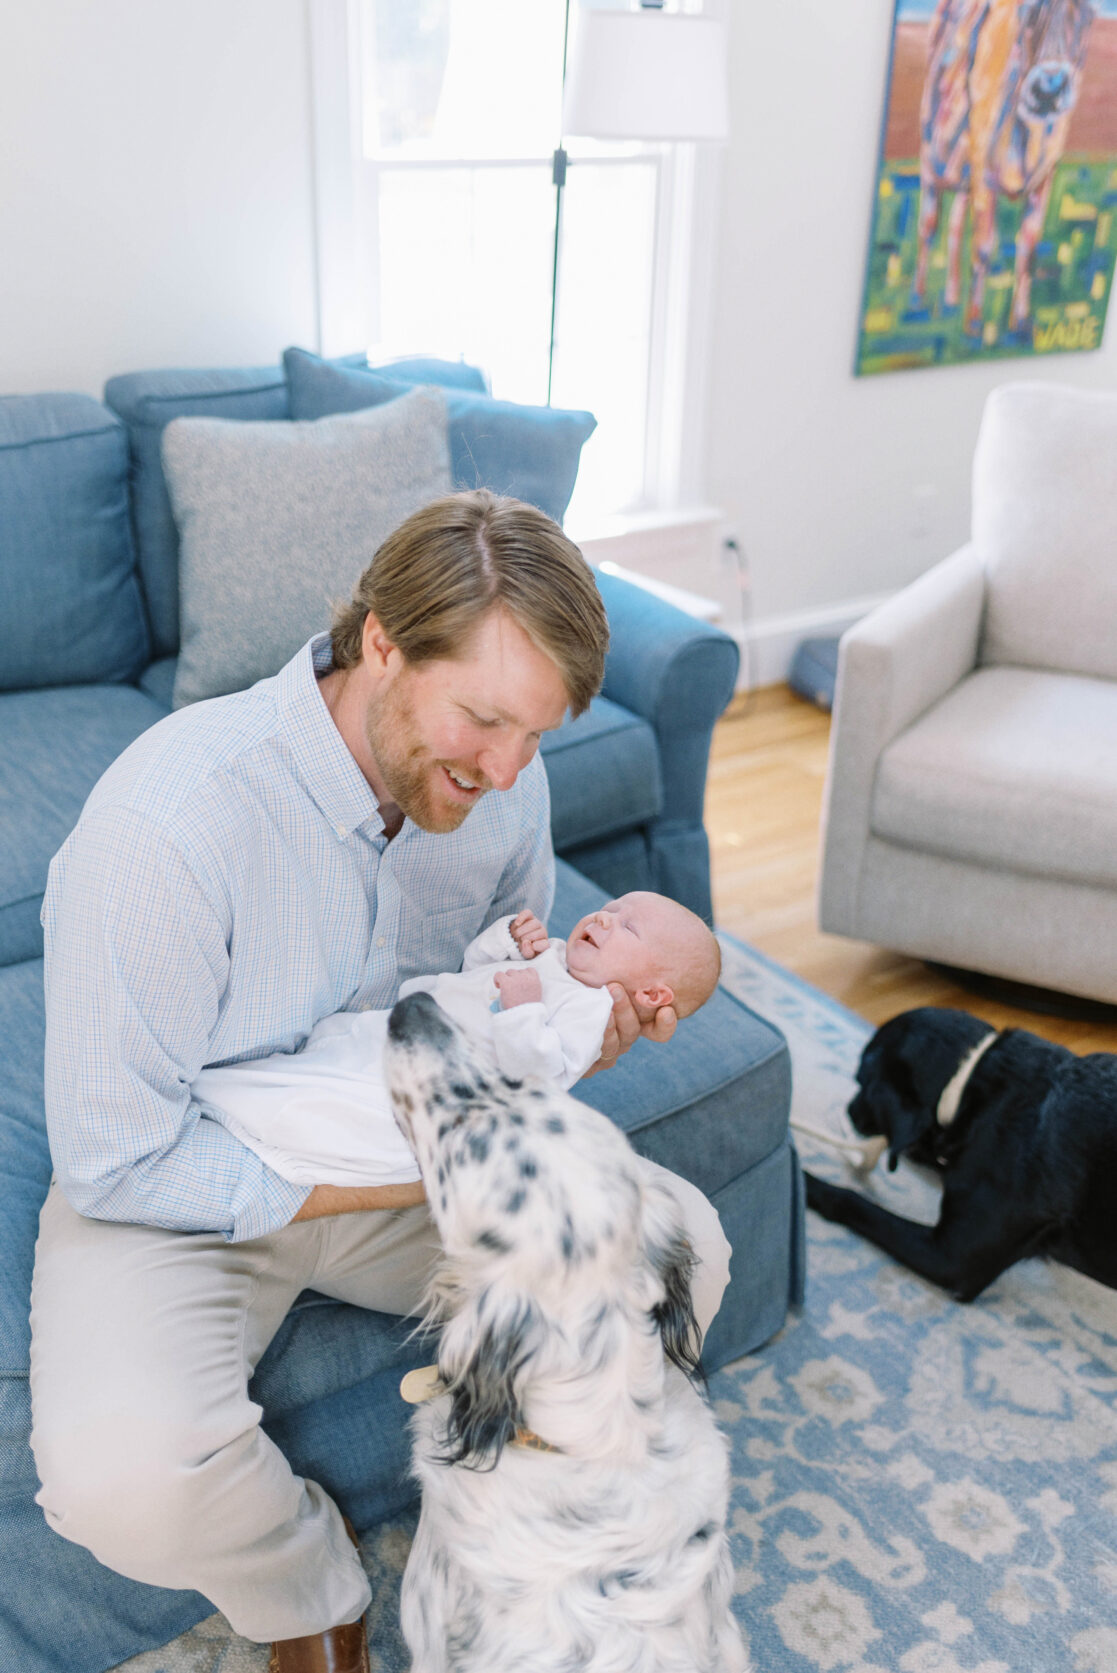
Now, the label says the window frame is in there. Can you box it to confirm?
[307,0,723,522]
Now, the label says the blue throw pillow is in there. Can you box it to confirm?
[283,347,596,526]
[0,395,149,690]
[370,354,489,393]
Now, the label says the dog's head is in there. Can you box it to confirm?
[849,1007,997,1171]
[386,992,700,1467]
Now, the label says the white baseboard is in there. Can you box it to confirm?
[731,593,893,691]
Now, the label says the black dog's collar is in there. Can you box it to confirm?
[936,1030,997,1126]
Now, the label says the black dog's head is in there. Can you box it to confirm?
[849,1008,996,1171]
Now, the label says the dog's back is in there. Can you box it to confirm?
[1041,1051,1117,1287]
[404,1368,746,1673]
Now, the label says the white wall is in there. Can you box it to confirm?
[0,0,319,396]
[704,0,1117,644]
[5,0,1115,664]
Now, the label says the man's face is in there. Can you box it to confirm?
[364,609,570,833]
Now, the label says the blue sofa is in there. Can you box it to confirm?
[0,357,803,1672]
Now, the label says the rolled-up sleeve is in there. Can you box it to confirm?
[43,807,309,1241]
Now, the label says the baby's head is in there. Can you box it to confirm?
[565,891,721,1022]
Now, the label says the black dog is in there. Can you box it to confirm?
[804,1006,1117,1302]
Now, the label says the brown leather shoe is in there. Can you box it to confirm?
[269,1517,369,1673]
[268,1618,369,1673]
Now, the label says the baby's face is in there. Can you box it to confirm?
[565,892,685,997]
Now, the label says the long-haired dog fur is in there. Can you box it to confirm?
[806,1006,1117,1302]
[384,991,748,1673]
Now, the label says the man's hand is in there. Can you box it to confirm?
[582,983,677,1078]
[291,1181,426,1222]
[495,967,544,1009]
[510,909,549,959]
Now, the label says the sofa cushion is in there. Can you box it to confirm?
[364,355,489,394]
[871,665,1117,888]
[0,395,149,691]
[976,382,1117,681]
[104,365,295,660]
[284,346,596,526]
[540,696,662,852]
[162,389,452,708]
[105,357,488,660]
[0,685,168,966]
[0,959,50,1383]
[136,656,177,709]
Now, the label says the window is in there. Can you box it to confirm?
[310,0,721,529]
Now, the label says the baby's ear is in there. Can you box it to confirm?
[636,982,674,1013]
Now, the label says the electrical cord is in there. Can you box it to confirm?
[723,535,754,708]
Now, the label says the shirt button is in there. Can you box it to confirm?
[376,936,386,948]
[335,824,347,839]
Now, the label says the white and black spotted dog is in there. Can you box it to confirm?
[385,991,749,1673]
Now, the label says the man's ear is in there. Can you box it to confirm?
[636,982,675,1013]
[361,611,400,678]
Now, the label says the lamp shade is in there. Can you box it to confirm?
[562,9,729,142]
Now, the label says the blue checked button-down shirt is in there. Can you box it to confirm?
[42,634,555,1241]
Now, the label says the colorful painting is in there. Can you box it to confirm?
[855,0,1117,375]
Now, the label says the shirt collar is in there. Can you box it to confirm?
[274,635,385,839]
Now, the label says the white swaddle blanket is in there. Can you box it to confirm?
[192,919,614,1187]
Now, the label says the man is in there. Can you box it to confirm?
[30,490,730,1671]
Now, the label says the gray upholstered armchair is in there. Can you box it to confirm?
[819,381,1117,1005]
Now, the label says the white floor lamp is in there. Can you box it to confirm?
[546,0,729,405]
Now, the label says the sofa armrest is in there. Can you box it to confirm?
[594,568,739,821]
[819,544,986,935]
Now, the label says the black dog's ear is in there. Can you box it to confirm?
[874,1083,930,1172]
[436,1300,539,1470]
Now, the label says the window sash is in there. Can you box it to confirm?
[308,0,721,524]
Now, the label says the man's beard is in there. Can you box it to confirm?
[364,678,490,834]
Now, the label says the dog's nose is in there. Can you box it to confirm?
[388,991,455,1045]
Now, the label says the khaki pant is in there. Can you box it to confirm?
[29,1164,730,1643]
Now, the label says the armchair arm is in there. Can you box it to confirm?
[594,568,739,821]
[819,544,986,935]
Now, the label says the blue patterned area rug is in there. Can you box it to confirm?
[117,935,1117,1673]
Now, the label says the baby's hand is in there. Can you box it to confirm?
[510,909,549,960]
[495,968,543,1009]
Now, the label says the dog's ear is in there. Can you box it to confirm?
[435,1298,540,1470]
[639,1180,702,1379]
[873,1083,931,1172]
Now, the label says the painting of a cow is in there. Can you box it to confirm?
[856,0,1117,372]
[913,0,1096,336]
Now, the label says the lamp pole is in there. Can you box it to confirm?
[546,0,575,408]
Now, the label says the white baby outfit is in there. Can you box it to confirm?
[191,917,614,1188]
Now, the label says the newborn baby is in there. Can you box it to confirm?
[192,892,721,1189]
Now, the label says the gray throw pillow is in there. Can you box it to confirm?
[162,388,452,708]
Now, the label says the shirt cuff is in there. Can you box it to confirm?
[224,1159,313,1242]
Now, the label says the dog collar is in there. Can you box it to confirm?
[936,1030,997,1126]
[400,1364,563,1454]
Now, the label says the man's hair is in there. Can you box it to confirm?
[329,490,608,717]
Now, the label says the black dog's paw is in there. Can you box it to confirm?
[804,1171,856,1221]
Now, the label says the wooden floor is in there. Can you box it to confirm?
[706,686,1117,1056]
